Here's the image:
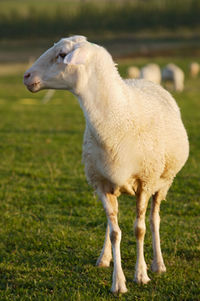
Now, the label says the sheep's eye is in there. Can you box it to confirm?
[59,53,67,59]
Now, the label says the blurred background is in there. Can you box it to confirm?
[1,0,200,62]
[1,0,200,92]
[0,0,200,94]
[0,0,199,102]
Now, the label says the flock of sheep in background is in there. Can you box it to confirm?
[127,61,200,92]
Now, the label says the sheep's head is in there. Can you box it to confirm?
[23,35,96,93]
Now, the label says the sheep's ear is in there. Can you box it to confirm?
[64,47,88,65]
[70,35,87,43]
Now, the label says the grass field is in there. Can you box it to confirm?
[0,57,199,300]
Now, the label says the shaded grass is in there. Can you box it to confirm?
[0,59,199,300]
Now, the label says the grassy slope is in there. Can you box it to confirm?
[0,59,199,300]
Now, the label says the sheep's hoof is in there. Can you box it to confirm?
[111,282,128,294]
[96,257,111,267]
[134,272,150,284]
[111,271,128,294]
[151,261,166,273]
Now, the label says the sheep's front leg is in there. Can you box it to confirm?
[101,193,127,294]
[96,223,112,267]
[150,191,166,273]
[134,191,150,284]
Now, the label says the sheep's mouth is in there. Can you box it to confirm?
[27,81,41,93]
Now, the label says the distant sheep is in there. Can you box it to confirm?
[127,66,140,79]
[24,36,189,294]
[189,62,199,78]
[42,89,55,104]
[162,63,184,92]
[139,63,161,84]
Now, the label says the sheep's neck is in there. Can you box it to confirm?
[77,67,131,145]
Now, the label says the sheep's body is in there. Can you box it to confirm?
[139,63,161,84]
[83,77,188,197]
[189,62,199,78]
[127,66,140,79]
[24,36,189,294]
[162,63,184,92]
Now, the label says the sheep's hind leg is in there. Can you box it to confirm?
[101,193,127,294]
[150,189,167,273]
[96,223,112,267]
[134,190,151,284]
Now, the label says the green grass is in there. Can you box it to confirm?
[0,59,199,300]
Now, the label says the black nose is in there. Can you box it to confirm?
[24,72,31,80]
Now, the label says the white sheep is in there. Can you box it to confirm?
[42,89,55,104]
[139,63,161,84]
[162,63,184,92]
[24,36,189,294]
[127,66,140,79]
[189,62,199,78]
